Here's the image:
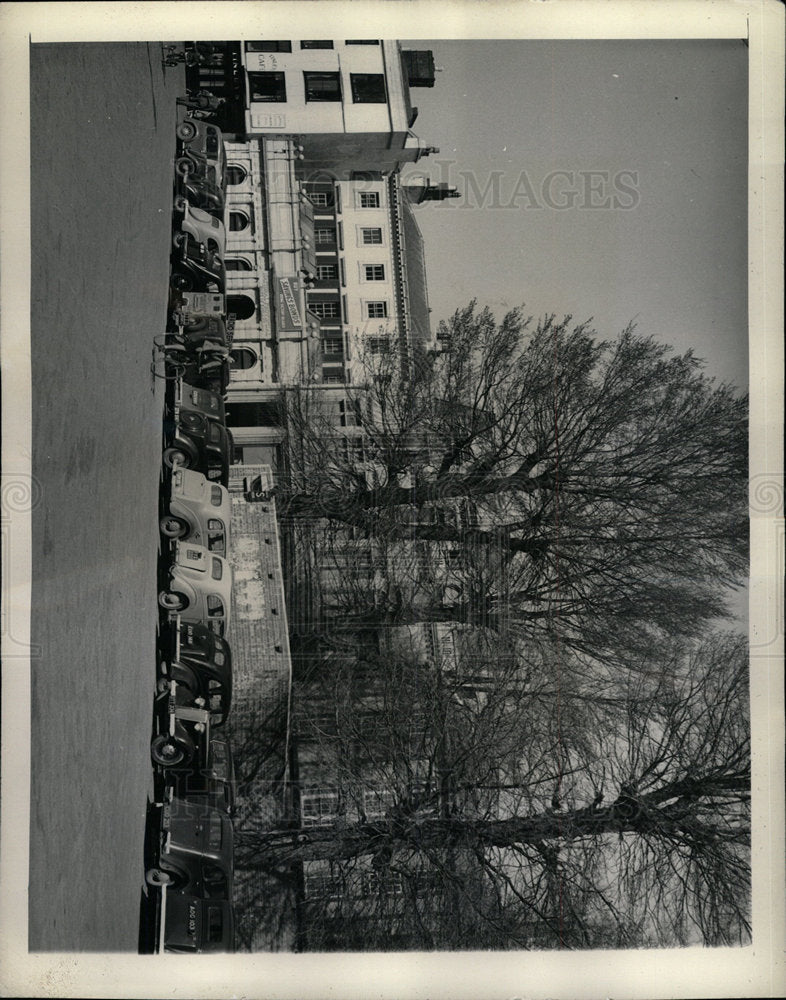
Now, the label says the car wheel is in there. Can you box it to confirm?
[155,676,170,698]
[171,271,194,292]
[151,735,187,767]
[175,157,193,177]
[172,230,188,250]
[145,867,172,888]
[162,446,192,470]
[158,589,188,612]
[173,194,188,214]
[160,514,188,539]
[176,121,197,142]
[164,346,188,367]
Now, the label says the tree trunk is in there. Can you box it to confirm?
[235,790,746,870]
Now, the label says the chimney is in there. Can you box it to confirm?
[403,178,461,204]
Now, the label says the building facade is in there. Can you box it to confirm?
[241,40,440,177]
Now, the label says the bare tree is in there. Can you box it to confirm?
[235,632,750,948]
[282,304,747,656]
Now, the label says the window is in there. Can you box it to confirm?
[246,41,292,52]
[310,301,340,319]
[301,40,333,49]
[361,227,383,245]
[226,258,252,271]
[228,211,250,232]
[345,40,380,45]
[323,338,343,355]
[226,165,247,185]
[367,336,390,354]
[366,301,388,319]
[301,788,339,827]
[350,73,387,103]
[317,264,338,281]
[338,398,362,426]
[315,227,335,244]
[201,864,229,899]
[304,873,344,901]
[207,906,225,943]
[308,191,330,208]
[207,596,225,618]
[304,71,341,102]
[364,264,385,281]
[230,347,258,369]
[248,71,287,102]
[341,437,365,461]
[360,871,403,897]
[323,371,345,385]
[363,787,396,819]
[226,294,257,321]
[359,192,380,208]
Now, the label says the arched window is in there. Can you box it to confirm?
[229,211,250,232]
[226,258,253,271]
[230,347,258,370]
[226,165,247,186]
[226,294,257,321]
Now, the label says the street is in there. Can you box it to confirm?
[29,43,181,950]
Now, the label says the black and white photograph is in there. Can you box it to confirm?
[1,1,783,997]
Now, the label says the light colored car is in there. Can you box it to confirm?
[159,542,233,637]
[173,202,226,260]
[161,468,232,556]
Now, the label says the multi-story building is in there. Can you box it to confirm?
[241,40,441,177]
[220,140,456,474]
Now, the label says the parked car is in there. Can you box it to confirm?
[163,380,233,484]
[175,174,225,217]
[146,791,235,953]
[197,733,236,814]
[169,353,231,396]
[170,234,225,294]
[158,541,233,636]
[175,119,227,192]
[173,200,226,259]
[160,732,236,815]
[161,467,232,551]
[158,620,232,709]
[151,623,232,769]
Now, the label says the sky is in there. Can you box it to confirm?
[401,39,748,389]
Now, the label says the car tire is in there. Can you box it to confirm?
[164,346,189,367]
[162,445,193,470]
[176,121,197,142]
[158,589,188,612]
[145,867,172,888]
[151,735,187,767]
[173,194,188,214]
[171,271,194,292]
[175,157,193,177]
[172,231,188,250]
[160,514,188,539]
